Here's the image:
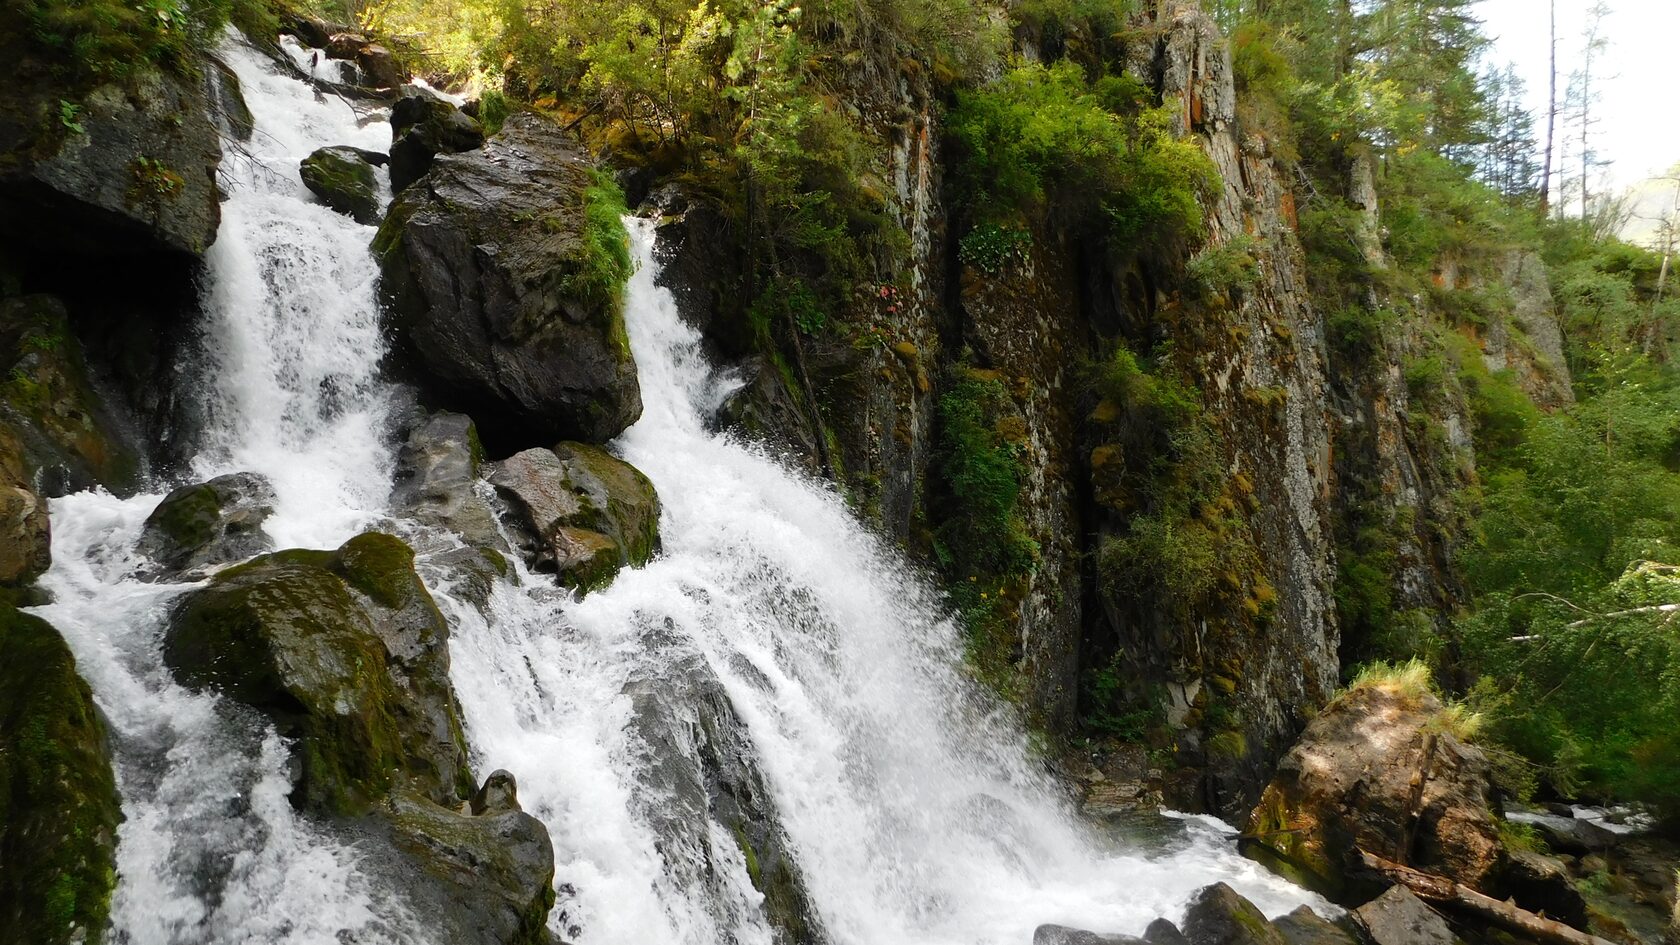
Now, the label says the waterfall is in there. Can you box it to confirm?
[28,34,1323,945]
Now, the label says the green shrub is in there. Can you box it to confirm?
[1185,234,1260,301]
[565,170,632,311]
[20,0,275,81]
[958,223,1032,274]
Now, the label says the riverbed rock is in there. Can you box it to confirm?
[1033,924,1145,944]
[0,294,142,496]
[373,778,555,945]
[488,444,658,592]
[386,89,484,193]
[1353,886,1459,945]
[301,146,381,225]
[0,605,121,945]
[1270,907,1358,945]
[1180,883,1287,945]
[163,532,473,813]
[324,32,406,90]
[1507,849,1589,929]
[135,472,275,578]
[0,426,49,588]
[375,111,640,446]
[1246,678,1506,900]
[391,410,503,551]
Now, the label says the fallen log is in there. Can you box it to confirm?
[1358,850,1615,945]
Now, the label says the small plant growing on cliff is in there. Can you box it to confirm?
[563,170,632,310]
[958,223,1031,275]
[1185,234,1260,301]
[58,100,85,134]
[129,156,184,201]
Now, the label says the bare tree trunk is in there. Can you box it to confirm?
[1539,0,1556,216]
[1359,852,1618,945]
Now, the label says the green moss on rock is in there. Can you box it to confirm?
[0,605,120,945]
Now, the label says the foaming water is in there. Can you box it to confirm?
[31,36,418,944]
[441,219,1326,945]
[29,31,1321,943]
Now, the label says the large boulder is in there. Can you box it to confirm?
[324,32,406,90]
[1270,907,1359,945]
[135,472,275,578]
[300,146,381,225]
[1180,883,1287,945]
[0,605,122,945]
[375,112,641,446]
[1246,676,1506,901]
[163,532,474,813]
[391,410,503,552]
[0,426,49,589]
[0,295,142,496]
[372,775,555,945]
[1353,886,1460,945]
[0,59,222,262]
[488,444,659,592]
[386,89,484,193]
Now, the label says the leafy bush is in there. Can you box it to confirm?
[19,0,275,81]
[958,223,1032,274]
[564,171,632,311]
[1185,234,1260,301]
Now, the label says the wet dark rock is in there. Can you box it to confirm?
[1246,681,1505,901]
[375,112,640,446]
[0,60,222,261]
[1507,850,1589,929]
[0,605,121,945]
[624,647,820,944]
[135,472,275,578]
[1352,886,1460,945]
[391,410,503,552]
[163,532,474,813]
[0,295,142,496]
[206,56,254,142]
[1180,883,1287,945]
[1271,907,1358,945]
[488,444,658,592]
[374,780,555,945]
[324,32,405,89]
[1143,918,1191,945]
[300,146,381,225]
[0,425,49,587]
[386,88,484,193]
[1033,924,1145,945]
[715,356,822,473]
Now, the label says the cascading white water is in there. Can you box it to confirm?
[28,33,1324,945]
[441,219,1327,945]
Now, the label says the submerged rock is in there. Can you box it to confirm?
[300,146,381,225]
[1246,680,1506,900]
[1353,886,1460,945]
[163,532,473,813]
[375,112,641,446]
[1033,924,1145,945]
[488,444,659,592]
[1180,883,1287,945]
[0,605,121,945]
[135,472,275,578]
[387,89,484,193]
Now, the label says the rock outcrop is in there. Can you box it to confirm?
[0,426,49,590]
[0,605,121,945]
[387,89,484,193]
[391,410,503,551]
[324,33,406,90]
[488,443,659,592]
[164,532,474,812]
[301,146,382,225]
[135,472,275,578]
[376,112,641,446]
[1353,886,1461,945]
[1246,676,1506,901]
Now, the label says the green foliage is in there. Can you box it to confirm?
[947,60,1217,250]
[57,100,85,134]
[958,223,1032,275]
[1185,234,1260,301]
[19,0,275,81]
[128,156,184,202]
[566,171,632,312]
[476,88,507,135]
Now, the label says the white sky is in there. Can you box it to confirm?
[1477,0,1680,193]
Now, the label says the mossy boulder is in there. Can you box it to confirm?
[300,146,381,225]
[488,443,659,592]
[1180,883,1287,945]
[375,112,640,446]
[135,471,275,578]
[163,532,473,813]
[0,294,141,496]
[371,773,555,945]
[0,425,49,588]
[387,89,484,193]
[391,409,503,552]
[0,605,121,945]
